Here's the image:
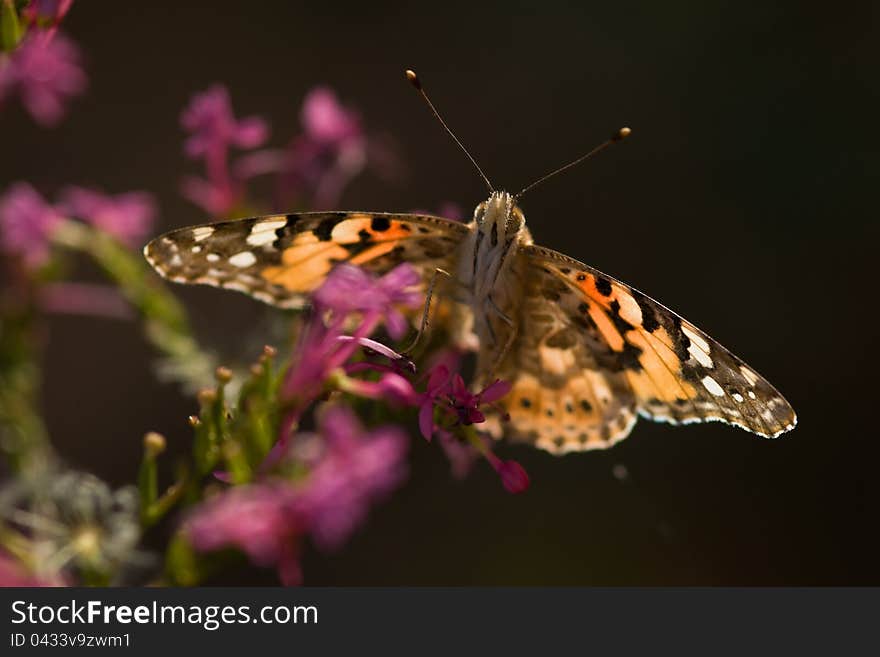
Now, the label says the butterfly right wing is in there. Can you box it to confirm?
[482,243,796,454]
[144,211,471,309]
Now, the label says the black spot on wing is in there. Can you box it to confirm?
[608,299,636,335]
[370,216,391,232]
[595,276,612,296]
[619,342,644,371]
[315,215,345,241]
[636,296,660,332]
[665,315,691,361]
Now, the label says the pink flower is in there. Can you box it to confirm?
[415,358,527,492]
[186,484,304,585]
[301,87,362,143]
[278,265,422,445]
[277,87,367,208]
[188,408,408,581]
[0,182,62,268]
[292,406,408,551]
[418,365,511,440]
[179,85,269,215]
[487,456,530,494]
[0,32,86,127]
[313,263,422,340]
[59,186,156,246]
[181,85,268,159]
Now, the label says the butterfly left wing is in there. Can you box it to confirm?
[144,211,470,308]
[517,244,797,440]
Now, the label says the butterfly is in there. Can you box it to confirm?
[144,71,796,455]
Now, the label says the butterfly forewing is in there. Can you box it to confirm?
[144,212,470,308]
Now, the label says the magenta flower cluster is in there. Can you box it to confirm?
[0,5,531,587]
[185,263,529,583]
[0,2,84,126]
[0,183,156,269]
[179,83,386,217]
[179,85,269,215]
[188,406,408,585]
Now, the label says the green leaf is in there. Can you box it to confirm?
[1,0,23,52]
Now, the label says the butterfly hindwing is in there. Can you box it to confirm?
[480,267,639,453]
[520,244,797,441]
[144,212,470,308]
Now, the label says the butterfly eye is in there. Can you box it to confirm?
[507,206,525,232]
[473,202,487,225]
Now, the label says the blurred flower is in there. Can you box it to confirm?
[0,32,86,126]
[436,429,480,480]
[180,85,269,215]
[487,455,530,494]
[22,0,74,31]
[341,370,420,406]
[181,85,268,159]
[302,86,361,142]
[189,407,407,582]
[59,186,156,246]
[292,406,408,551]
[279,264,423,439]
[0,182,62,268]
[186,484,304,586]
[0,551,58,586]
[277,86,368,208]
[38,282,133,320]
[313,263,422,339]
[437,202,464,221]
[412,202,465,222]
[0,471,146,583]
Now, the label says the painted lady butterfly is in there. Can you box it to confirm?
[144,71,796,454]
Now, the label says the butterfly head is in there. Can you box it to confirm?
[473,191,526,243]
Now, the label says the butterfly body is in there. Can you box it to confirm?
[454,191,531,376]
[145,193,796,453]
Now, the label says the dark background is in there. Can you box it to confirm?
[2,1,877,584]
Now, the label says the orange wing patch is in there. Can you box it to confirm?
[144,211,469,309]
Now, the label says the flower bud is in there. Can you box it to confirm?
[143,431,166,457]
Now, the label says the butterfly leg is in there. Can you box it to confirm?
[485,294,519,380]
[401,267,452,356]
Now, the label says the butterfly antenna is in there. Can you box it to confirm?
[405,69,494,192]
[515,127,631,200]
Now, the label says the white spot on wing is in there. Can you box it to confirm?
[192,226,214,242]
[740,366,759,385]
[206,253,220,262]
[229,251,257,268]
[747,390,757,400]
[732,392,745,403]
[191,246,202,253]
[682,325,713,367]
[701,375,725,397]
[247,218,287,246]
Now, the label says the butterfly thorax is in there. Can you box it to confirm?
[456,191,533,376]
